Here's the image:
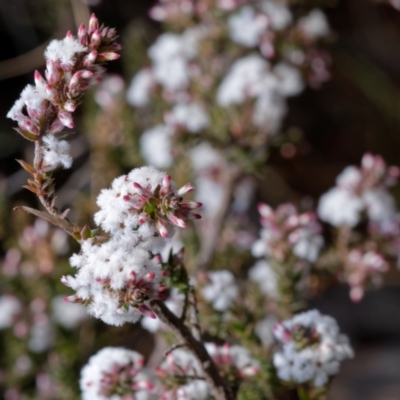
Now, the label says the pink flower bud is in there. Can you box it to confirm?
[78,23,87,45]
[83,51,98,66]
[90,29,101,48]
[97,52,120,61]
[65,30,73,38]
[58,110,74,128]
[88,13,99,34]
[45,85,59,102]
[64,101,76,112]
[34,70,47,87]
[49,119,64,134]
[177,182,194,196]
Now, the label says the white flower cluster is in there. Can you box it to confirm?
[80,347,154,400]
[157,348,210,400]
[62,166,201,325]
[318,153,400,227]
[201,270,239,312]
[205,343,260,378]
[157,343,259,398]
[273,309,353,387]
[345,249,389,302]
[252,203,324,262]
[217,55,302,132]
[7,14,120,172]
[127,0,330,169]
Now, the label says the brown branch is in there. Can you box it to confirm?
[150,299,235,400]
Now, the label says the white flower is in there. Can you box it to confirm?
[273,310,354,387]
[51,295,87,329]
[0,295,22,329]
[29,318,54,353]
[45,36,87,66]
[228,6,268,47]
[252,91,287,132]
[42,135,72,170]
[166,102,209,133]
[261,0,293,30]
[80,347,154,400]
[318,188,363,227]
[362,188,397,222]
[140,125,173,168]
[217,54,269,106]
[273,62,305,97]
[298,9,330,40]
[127,69,154,107]
[201,270,238,311]
[249,260,278,298]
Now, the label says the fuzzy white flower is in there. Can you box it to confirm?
[261,0,293,31]
[249,260,278,298]
[318,188,363,227]
[45,36,87,66]
[140,125,173,168]
[51,295,87,329]
[127,69,154,107]
[65,239,165,326]
[228,6,268,47]
[273,309,353,387]
[201,270,238,311]
[0,295,22,329]
[298,9,330,40]
[166,102,210,133]
[80,347,154,400]
[42,135,73,170]
[217,54,269,106]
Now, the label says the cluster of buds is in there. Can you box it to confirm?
[8,13,120,141]
[123,174,202,238]
[205,343,260,380]
[345,249,389,302]
[273,309,353,388]
[252,203,324,263]
[80,347,154,400]
[6,14,121,211]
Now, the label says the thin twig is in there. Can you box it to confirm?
[150,299,235,400]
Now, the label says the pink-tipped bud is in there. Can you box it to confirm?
[58,110,74,129]
[45,84,59,102]
[83,51,98,66]
[153,254,162,264]
[34,70,46,87]
[90,29,101,48]
[123,194,131,202]
[78,23,87,44]
[156,220,168,238]
[190,213,202,220]
[60,276,70,286]
[180,201,202,210]
[49,119,64,134]
[258,202,273,218]
[138,304,156,319]
[45,61,61,85]
[65,30,73,38]
[64,101,76,112]
[88,13,99,34]
[97,52,120,61]
[168,214,186,228]
[161,175,172,193]
[63,295,80,303]
[177,182,194,196]
[143,272,156,282]
[138,213,150,225]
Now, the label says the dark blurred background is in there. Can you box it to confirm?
[1,0,400,399]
